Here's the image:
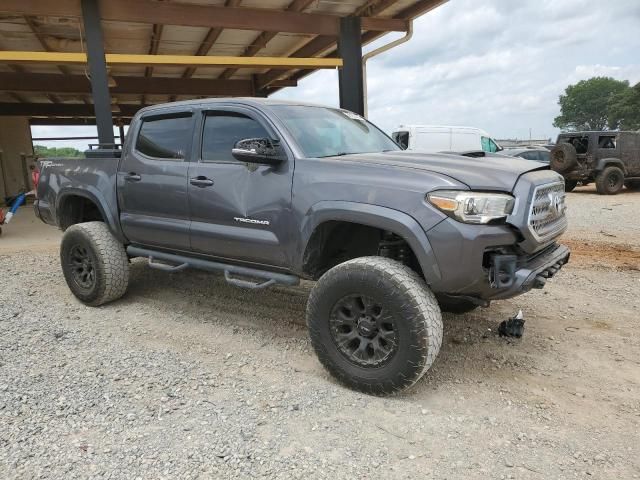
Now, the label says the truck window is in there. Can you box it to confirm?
[271,105,399,158]
[598,135,616,149]
[561,135,589,154]
[481,136,498,153]
[202,112,270,162]
[392,131,409,149]
[136,114,193,160]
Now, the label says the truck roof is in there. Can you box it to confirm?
[137,97,335,115]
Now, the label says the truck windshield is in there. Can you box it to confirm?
[271,105,400,158]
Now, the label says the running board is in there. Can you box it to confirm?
[126,246,299,290]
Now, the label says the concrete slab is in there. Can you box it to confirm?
[0,204,61,253]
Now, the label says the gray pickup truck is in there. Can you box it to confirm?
[35,98,570,395]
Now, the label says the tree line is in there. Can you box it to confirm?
[554,77,640,131]
[33,145,84,158]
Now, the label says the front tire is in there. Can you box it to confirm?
[60,222,129,306]
[595,166,625,195]
[307,257,443,395]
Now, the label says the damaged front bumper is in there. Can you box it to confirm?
[486,243,570,300]
[426,218,570,305]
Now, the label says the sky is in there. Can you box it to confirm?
[32,0,640,150]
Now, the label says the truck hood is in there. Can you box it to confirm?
[333,151,548,192]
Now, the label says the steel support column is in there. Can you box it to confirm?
[81,0,114,146]
[338,16,364,116]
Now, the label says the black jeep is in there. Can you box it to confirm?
[550,131,640,194]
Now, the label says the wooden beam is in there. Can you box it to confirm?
[29,118,101,126]
[219,0,316,80]
[0,72,257,96]
[22,15,68,104]
[0,51,343,69]
[0,0,407,35]
[182,0,242,81]
[257,0,400,90]
[260,0,447,92]
[1,102,143,117]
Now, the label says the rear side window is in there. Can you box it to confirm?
[392,131,409,149]
[598,135,616,149]
[136,114,193,160]
[201,112,270,162]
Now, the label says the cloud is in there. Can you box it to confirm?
[274,0,640,141]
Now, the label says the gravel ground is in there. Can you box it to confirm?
[1,190,639,479]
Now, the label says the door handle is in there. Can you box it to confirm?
[124,172,141,182]
[190,176,214,187]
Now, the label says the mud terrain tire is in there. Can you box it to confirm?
[595,166,625,195]
[550,143,578,173]
[60,221,129,306]
[307,257,443,395]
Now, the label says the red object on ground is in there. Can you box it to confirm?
[0,207,5,225]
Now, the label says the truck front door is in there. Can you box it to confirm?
[187,107,294,268]
[117,110,194,250]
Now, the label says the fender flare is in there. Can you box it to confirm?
[56,187,125,242]
[595,158,626,174]
[298,200,442,285]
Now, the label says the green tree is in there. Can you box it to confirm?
[33,145,84,158]
[608,81,640,130]
[553,77,629,131]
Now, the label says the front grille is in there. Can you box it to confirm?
[527,182,567,241]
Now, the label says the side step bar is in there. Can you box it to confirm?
[126,246,299,290]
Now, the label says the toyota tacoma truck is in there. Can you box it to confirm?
[35,99,570,395]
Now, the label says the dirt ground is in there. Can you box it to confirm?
[1,186,639,479]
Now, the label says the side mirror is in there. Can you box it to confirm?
[232,138,286,165]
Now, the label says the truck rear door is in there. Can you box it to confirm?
[187,106,294,268]
[117,110,194,250]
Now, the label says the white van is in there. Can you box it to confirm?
[391,125,502,153]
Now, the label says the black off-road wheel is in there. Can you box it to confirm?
[564,179,578,192]
[60,221,129,306]
[550,143,578,173]
[307,257,443,395]
[595,166,625,195]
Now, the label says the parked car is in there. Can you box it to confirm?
[35,99,569,395]
[391,125,502,153]
[550,131,640,193]
[503,147,551,164]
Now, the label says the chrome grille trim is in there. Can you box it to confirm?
[527,181,567,242]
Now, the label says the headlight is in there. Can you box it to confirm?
[427,190,515,224]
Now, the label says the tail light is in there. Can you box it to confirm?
[31,167,40,197]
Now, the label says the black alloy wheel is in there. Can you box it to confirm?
[329,294,398,368]
[68,244,96,291]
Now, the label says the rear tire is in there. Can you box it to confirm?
[564,179,578,192]
[307,257,443,395]
[60,221,129,306]
[595,166,625,195]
